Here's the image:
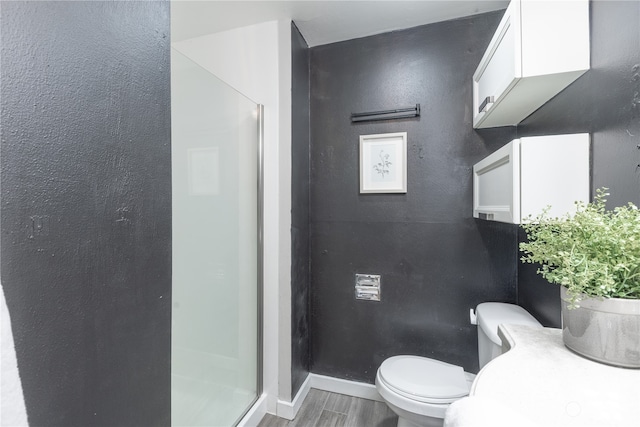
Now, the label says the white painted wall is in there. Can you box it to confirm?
[276,19,293,406]
[172,19,293,414]
[1,285,29,426]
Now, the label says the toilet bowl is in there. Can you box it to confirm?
[375,356,475,427]
[375,303,541,427]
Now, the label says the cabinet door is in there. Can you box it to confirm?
[520,0,590,77]
[473,140,520,223]
[520,134,590,220]
[473,0,522,127]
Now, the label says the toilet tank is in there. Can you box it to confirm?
[476,303,542,369]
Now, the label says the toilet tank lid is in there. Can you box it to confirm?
[476,303,541,345]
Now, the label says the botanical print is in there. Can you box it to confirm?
[373,149,392,178]
[370,143,396,182]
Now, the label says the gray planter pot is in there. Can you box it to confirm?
[561,287,640,368]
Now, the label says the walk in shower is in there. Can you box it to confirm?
[171,49,263,426]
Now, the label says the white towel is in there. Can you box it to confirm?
[444,396,537,427]
[1,284,29,426]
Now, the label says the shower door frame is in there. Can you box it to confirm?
[255,103,265,405]
[232,103,264,426]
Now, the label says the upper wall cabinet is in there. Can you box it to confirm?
[473,133,590,224]
[472,0,590,129]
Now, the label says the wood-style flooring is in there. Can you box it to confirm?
[257,389,398,427]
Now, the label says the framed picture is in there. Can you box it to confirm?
[359,132,407,193]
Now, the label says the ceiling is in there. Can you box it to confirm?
[171,1,508,47]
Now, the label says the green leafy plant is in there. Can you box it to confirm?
[520,188,640,308]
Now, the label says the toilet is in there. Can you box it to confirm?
[375,302,541,427]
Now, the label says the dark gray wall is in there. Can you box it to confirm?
[516,0,640,327]
[1,2,171,426]
[309,11,517,382]
[291,23,311,398]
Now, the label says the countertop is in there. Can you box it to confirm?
[470,324,640,426]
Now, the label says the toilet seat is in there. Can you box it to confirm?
[377,356,470,404]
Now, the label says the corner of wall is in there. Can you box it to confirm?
[276,18,294,406]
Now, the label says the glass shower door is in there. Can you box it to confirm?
[171,48,261,427]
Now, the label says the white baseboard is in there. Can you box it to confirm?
[276,374,312,420]
[309,373,383,402]
[237,394,268,427]
[275,373,383,421]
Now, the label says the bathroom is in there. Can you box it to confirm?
[1,1,639,426]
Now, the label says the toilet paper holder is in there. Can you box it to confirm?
[355,274,381,301]
[469,308,478,325]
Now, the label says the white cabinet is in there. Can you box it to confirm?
[473,0,590,129]
[473,133,590,224]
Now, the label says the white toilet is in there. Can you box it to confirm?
[375,302,541,427]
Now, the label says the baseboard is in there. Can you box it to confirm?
[276,374,311,420]
[309,373,383,402]
[275,373,383,421]
[237,394,268,427]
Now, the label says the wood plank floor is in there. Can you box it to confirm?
[257,389,398,427]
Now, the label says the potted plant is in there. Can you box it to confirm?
[520,188,640,368]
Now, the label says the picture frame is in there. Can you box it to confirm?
[359,132,407,194]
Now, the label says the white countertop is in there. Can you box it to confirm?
[470,324,640,427]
